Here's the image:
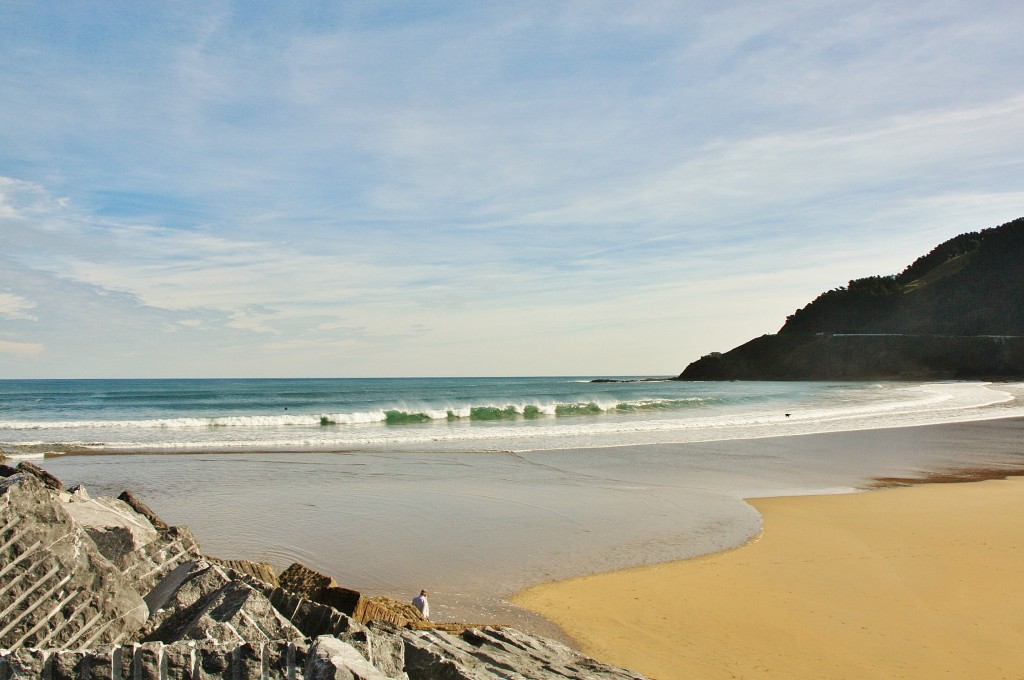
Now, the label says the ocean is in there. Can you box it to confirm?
[4,377,1024,629]
[3,377,1023,455]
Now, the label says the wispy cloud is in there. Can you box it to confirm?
[0,340,44,358]
[0,1,1021,377]
[0,293,37,321]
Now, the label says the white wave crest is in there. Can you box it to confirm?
[4,382,1020,455]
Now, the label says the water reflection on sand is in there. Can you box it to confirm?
[36,418,1024,630]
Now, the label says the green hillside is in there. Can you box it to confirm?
[678,217,1024,380]
[780,217,1024,336]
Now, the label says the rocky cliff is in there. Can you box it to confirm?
[0,462,646,680]
[677,217,1024,380]
[678,334,1024,381]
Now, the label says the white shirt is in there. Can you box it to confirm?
[412,594,429,619]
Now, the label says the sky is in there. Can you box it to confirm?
[1,1,1022,378]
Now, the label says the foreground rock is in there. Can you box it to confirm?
[401,627,643,679]
[0,464,647,680]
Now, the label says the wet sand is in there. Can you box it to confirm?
[34,418,1024,631]
[513,476,1024,679]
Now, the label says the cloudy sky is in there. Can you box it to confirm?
[1,1,1022,378]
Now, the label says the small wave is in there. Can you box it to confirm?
[554,402,603,416]
[384,410,433,424]
[0,397,711,431]
[4,383,1020,454]
[1,450,47,460]
[614,398,705,413]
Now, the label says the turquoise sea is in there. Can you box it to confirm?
[5,377,1024,629]
[2,377,1022,455]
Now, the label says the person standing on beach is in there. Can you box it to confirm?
[412,589,430,619]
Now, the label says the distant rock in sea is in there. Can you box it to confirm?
[589,378,671,383]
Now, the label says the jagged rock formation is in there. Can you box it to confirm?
[402,627,644,679]
[0,464,647,680]
[204,557,280,588]
[678,217,1024,380]
[0,473,149,650]
[277,563,431,630]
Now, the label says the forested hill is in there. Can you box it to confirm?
[780,217,1024,336]
[677,217,1024,380]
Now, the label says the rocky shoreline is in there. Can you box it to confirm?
[0,461,646,680]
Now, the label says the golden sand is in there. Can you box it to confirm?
[512,477,1024,680]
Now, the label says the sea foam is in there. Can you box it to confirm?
[1,379,1022,455]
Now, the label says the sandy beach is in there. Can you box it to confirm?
[34,417,1024,630]
[513,476,1024,680]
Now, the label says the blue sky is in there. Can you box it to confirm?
[1,0,1022,378]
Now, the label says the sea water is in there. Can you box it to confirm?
[3,377,1023,455]
[4,378,1024,628]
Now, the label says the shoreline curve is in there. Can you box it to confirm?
[511,474,1024,679]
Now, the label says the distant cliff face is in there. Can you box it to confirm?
[678,334,1024,381]
[678,217,1024,380]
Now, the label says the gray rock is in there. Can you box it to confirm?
[162,642,197,680]
[79,644,122,680]
[15,461,65,491]
[139,563,302,645]
[266,639,309,680]
[0,649,47,680]
[131,642,165,680]
[194,640,232,680]
[401,631,492,680]
[362,625,407,680]
[49,650,89,680]
[67,484,90,500]
[0,468,650,680]
[116,491,170,532]
[0,474,148,651]
[401,627,648,680]
[60,492,161,564]
[144,560,199,616]
[57,482,203,602]
[117,524,203,597]
[280,563,338,597]
[307,636,397,680]
[232,643,264,680]
[261,585,364,639]
[205,557,280,588]
[142,562,226,625]
[56,479,206,621]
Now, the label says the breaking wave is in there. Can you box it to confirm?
[0,397,708,431]
[3,379,1022,456]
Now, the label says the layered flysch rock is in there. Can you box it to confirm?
[0,463,647,680]
[0,473,148,651]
